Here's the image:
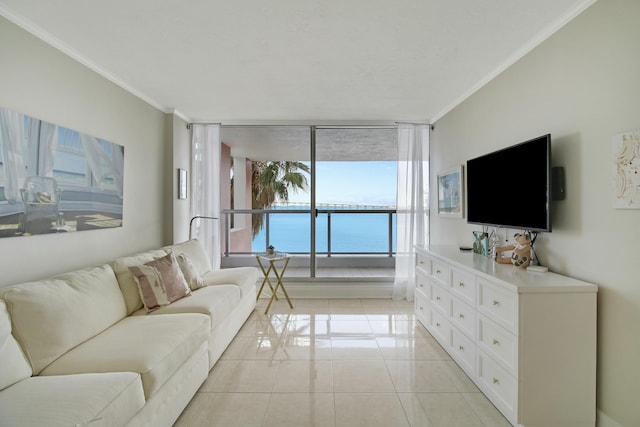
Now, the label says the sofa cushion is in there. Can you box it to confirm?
[129,252,191,312]
[166,239,213,276]
[111,249,168,315]
[202,266,259,298]
[0,300,31,391]
[0,372,144,427]
[40,313,209,399]
[176,253,206,290]
[0,265,126,374]
[132,284,241,331]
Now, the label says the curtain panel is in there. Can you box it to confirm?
[393,123,429,301]
[190,124,222,270]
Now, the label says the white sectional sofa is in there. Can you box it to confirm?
[0,239,258,427]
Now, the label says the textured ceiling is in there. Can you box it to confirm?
[0,0,596,124]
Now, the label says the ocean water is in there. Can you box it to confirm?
[252,206,396,254]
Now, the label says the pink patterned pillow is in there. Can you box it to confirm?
[129,252,191,312]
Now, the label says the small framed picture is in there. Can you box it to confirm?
[178,168,188,200]
[437,166,463,218]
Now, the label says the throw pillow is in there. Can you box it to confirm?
[129,252,191,312]
[176,253,206,291]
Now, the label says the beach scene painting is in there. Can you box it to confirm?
[0,107,124,237]
[437,165,463,217]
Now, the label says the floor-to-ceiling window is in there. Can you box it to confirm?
[220,125,397,280]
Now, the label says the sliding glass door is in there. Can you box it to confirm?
[313,127,397,278]
[220,125,396,279]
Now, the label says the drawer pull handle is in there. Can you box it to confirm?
[419,260,425,264]
[436,322,441,327]
[419,283,424,287]
[492,377,499,385]
[436,296,441,301]
[492,339,500,345]
[492,300,500,306]
[458,282,465,287]
[458,313,464,319]
[419,306,423,310]
[436,269,441,274]
[458,345,464,351]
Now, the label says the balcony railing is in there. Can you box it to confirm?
[222,208,396,257]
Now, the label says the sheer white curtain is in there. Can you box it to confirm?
[191,124,221,270]
[393,123,429,301]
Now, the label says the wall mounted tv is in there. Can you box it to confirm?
[466,134,552,232]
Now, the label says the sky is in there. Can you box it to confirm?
[286,161,397,207]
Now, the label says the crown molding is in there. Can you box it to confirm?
[0,2,186,118]
[430,0,599,124]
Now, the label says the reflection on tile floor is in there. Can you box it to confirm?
[174,298,511,427]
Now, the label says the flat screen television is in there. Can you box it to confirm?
[466,134,552,232]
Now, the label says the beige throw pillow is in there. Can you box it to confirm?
[176,253,205,291]
[129,252,191,312]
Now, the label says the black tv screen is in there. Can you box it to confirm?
[466,134,551,232]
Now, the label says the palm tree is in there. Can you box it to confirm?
[250,161,310,237]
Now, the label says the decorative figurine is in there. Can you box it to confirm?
[495,232,532,268]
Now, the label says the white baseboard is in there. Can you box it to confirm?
[597,410,623,427]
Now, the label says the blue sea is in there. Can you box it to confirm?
[252,205,396,254]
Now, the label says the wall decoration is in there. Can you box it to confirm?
[437,165,463,217]
[178,168,187,200]
[0,107,124,237]
[612,129,640,209]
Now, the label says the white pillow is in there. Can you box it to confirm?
[176,253,206,291]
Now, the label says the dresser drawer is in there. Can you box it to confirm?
[416,251,429,274]
[478,315,518,377]
[451,326,476,377]
[428,308,450,347]
[430,282,450,316]
[415,287,430,326]
[450,296,476,340]
[429,258,450,287]
[477,278,517,333]
[450,267,476,305]
[477,351,517,424]
[416,271,429,294]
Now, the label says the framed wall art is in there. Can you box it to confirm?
[612,129,640,209]
[178,168,187,200]
[437,165,463,218]
[0,107,124,238]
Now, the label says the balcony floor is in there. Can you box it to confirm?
[285,267,395,279]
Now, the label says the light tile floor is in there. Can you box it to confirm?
[174,298,511,427]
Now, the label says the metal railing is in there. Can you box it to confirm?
[222,208,396,257]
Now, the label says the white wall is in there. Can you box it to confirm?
[430,0,639,425]
[171,115,192,243]
[0,17,170,286]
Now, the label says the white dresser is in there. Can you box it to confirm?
[415,245,597,427]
